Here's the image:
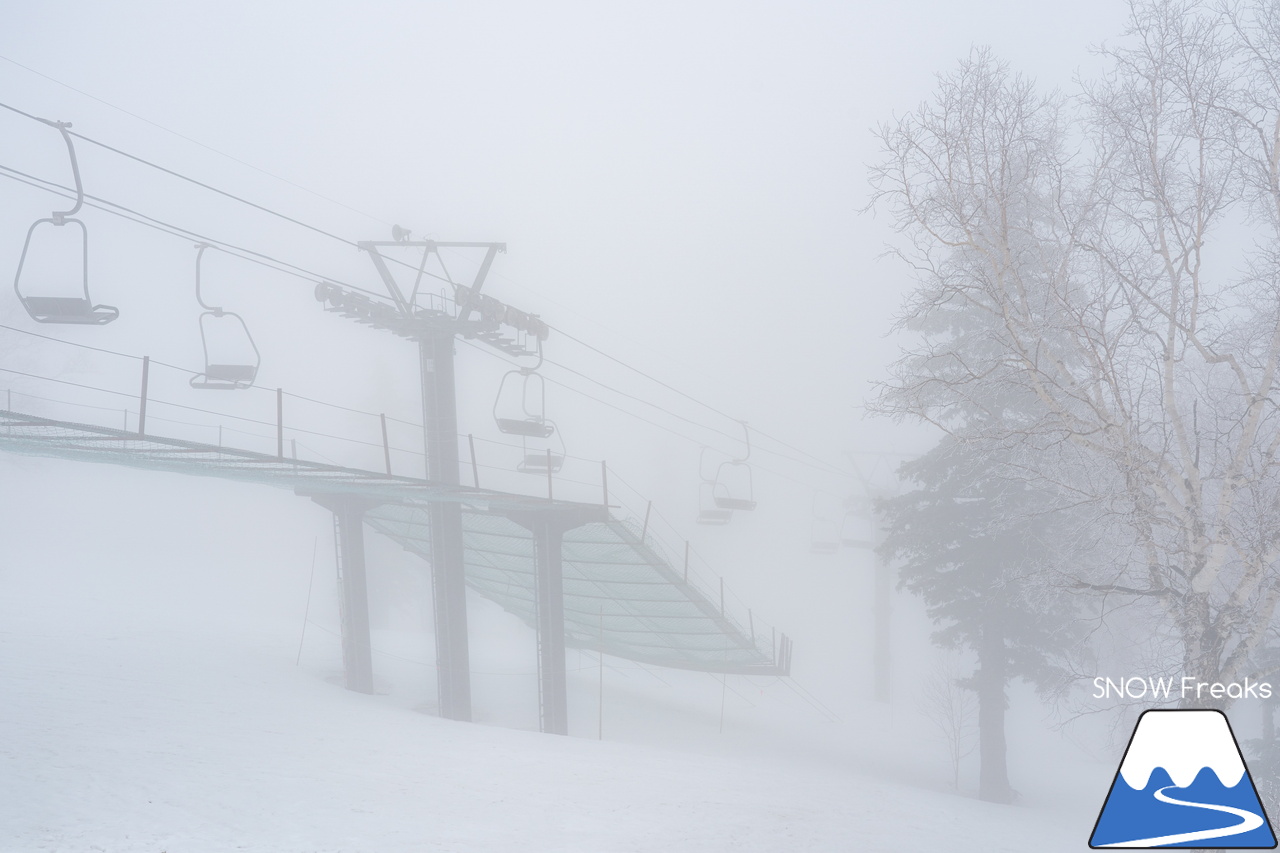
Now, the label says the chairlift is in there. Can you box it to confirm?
[12,119,118,325]
[839,509,873,549]
[493,341,555,438]
[696,481,734,525]
[515,421,566,475]
[809,494,842,554]
[189,244,260,390]
[809,517,841,554]
[709,423,757,511]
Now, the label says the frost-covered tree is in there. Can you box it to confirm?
[880,433,1080,803]
[870,0,1280,706]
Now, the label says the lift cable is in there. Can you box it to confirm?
[0,165,847,487]
[0,97,455,289]
[548,323,852,477]
[457,337,832,492]
[0,105,849,480]
[0,164,390,304]
[0,98,850,478]
[0,60,393,228]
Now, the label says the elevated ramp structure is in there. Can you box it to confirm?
[0,408,790,732]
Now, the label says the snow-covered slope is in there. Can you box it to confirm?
[0,465,1107,852]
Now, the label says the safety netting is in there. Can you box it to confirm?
[365,505,782,673]
[0,410,787,675]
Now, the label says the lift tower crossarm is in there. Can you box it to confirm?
[357,240,506,318]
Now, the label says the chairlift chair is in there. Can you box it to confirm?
[809,513,841,553]
[12,120,118,325]
[839,509,873,549]
[189,244,260,390]
[809,494,842,553]
[712,462,757,511]
[493,341,555,438]
[699,423,758,513]
[515,421,566,475]
[696,481,734,525]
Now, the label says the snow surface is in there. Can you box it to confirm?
[1,465,1111,852]
[1118,710,1247,790]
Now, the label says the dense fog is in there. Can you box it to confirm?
[8,2,1280,850]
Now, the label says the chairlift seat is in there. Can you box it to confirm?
[496,417,555,438]
[714,495,757,511]
[810,541,840,555]
[518,452,564,474]
[20,295,118,325]
[841,537,873,549]
[206,364,256,383]
[697,508,734,525]
[191,363,258,390]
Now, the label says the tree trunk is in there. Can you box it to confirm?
[978,616,1013,804]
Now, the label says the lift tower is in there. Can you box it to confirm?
[315,238,546,722]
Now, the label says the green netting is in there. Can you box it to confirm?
[366,505,779,672]
[0,410,785,674]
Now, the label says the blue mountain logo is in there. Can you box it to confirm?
[1090,709,1277,848]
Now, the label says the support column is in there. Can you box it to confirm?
[873,518,892,703]
[874,561,892,701]
[507,505,604,736]
[421,332,472,721]
[532,519,568,735]
[309,495,377,694]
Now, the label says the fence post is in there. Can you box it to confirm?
[276,388,284,459]
[601,460,609,507]
[468,433,479,488]
[641,501,651,542]
[137,356,150,436]
[381,414,392,475]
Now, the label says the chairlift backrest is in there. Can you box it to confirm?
[12,120,118,325]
